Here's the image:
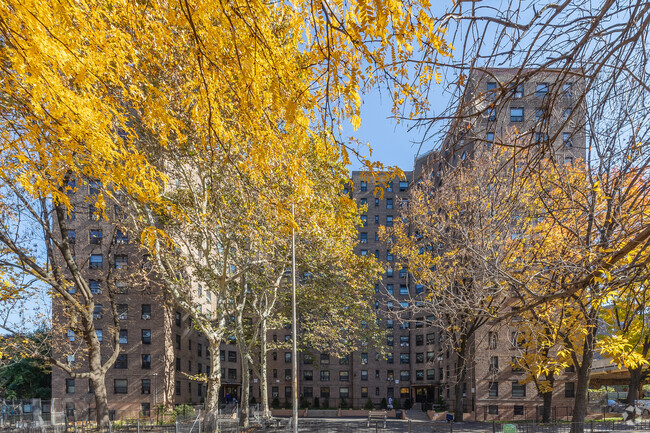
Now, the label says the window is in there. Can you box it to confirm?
[320,370,330,381]
[175,358,181,371]
[535,132,548,145]
[386,335,394,346]
[489,356,499,373]
[488,382,498,398]
[66,379,75,394]
[563,108,573,120]
[142,329,151,344]
[175,311,181,326]
[374,215,379,225]
[285,369,291,380]
[416,353,424,363]
[93,304,103,319]
[386,284,394,295]
[141,379,151,395]
[89,229,102,244]
[115,230,128,244]
[400,353,410,364]
[339,387,349,398]
[361,215,367,227]
[141,403,150,417]
[320,353,330,365]
[512,382,526,398]
[427,369,435,380]
[386,182,393,192]
[399,285,408,295]
[400,301,409,309]
[486,82,497,98]
[114,379,128,394]
[89,254,103,269]
[141,304,151,320]
[360,232,367,243]
[386,198,393,209]
[141,354,151,369]
[511,331,523,348]
[197,343,202,357]
[488,331,498,349]
[512,357,524,372]
[487,108,496,121]
[304,354,313,364]
[361,387,369,398]
[67,230,76,244]
[361,353,368,364]
[228,369,237,380]
[339,371,349,381]
[66,354,75,366]
[415,284,424,294]
[115,254,128,269]
[510,107,524,122]
[565,382,575,398]
[175,381,181,396]
[96,329,103,342]
[400,371,410,381]
[514,405,524,416]
[360,181,367,191]
[304,387,313,398]
[304,370,313,381]
[229,351,237,363]
[488,405,498,415]
[386,251,393,261]
[320,387,330,398]
[416,370,424,381]
[400,336,409,347]
[89,204,100,220]
[399,181,409,191]
[536,83,549,97]
[486,132,494,144]
[386,319,394,329]
[115,354,128,369]
[563,132,573,148]
[285,387,292,398]
[271,386,279,398]
[119,329,128,344]
[360,249,368,256]
[117,304,128,320]
[339,355,349,365]
[375,198,379,207]
[513,83,524,98]
[386,216,393,227]
[67,329,75,341]
[361,370,368,381]
[88,279,102,294]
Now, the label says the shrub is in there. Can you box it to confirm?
[271,397,280,409]
[393,398,401,410]
[250,396,257,405]
[284,399,292,409]
[404,399,412,410]
[172,404,195,421]
[323,399,330,409]
[365,399,375,410]
[379,398,387,409]
[340,398,348,409]
[313,397,320,408]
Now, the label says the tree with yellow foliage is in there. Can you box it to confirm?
[386,144,527,421]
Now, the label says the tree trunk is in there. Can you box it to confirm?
[453,355,467,422]
[570,323,597,433]
[240,355,250,428]
[161,294,176,409]
[87,349,110,428]
[204,335,223,431]
[541,391,553,423]
[626,367,642,405]
[260,318,271,419]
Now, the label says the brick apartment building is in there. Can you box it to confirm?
[52,67,586,421]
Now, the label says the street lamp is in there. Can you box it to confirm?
[153,373,158,407]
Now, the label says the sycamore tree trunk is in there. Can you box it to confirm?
[260,318,271,419]
[87,353,110,429]
[204,334,224,431]
[161,296,176,408]
[240,355,250,427]
[570,318,598,433]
